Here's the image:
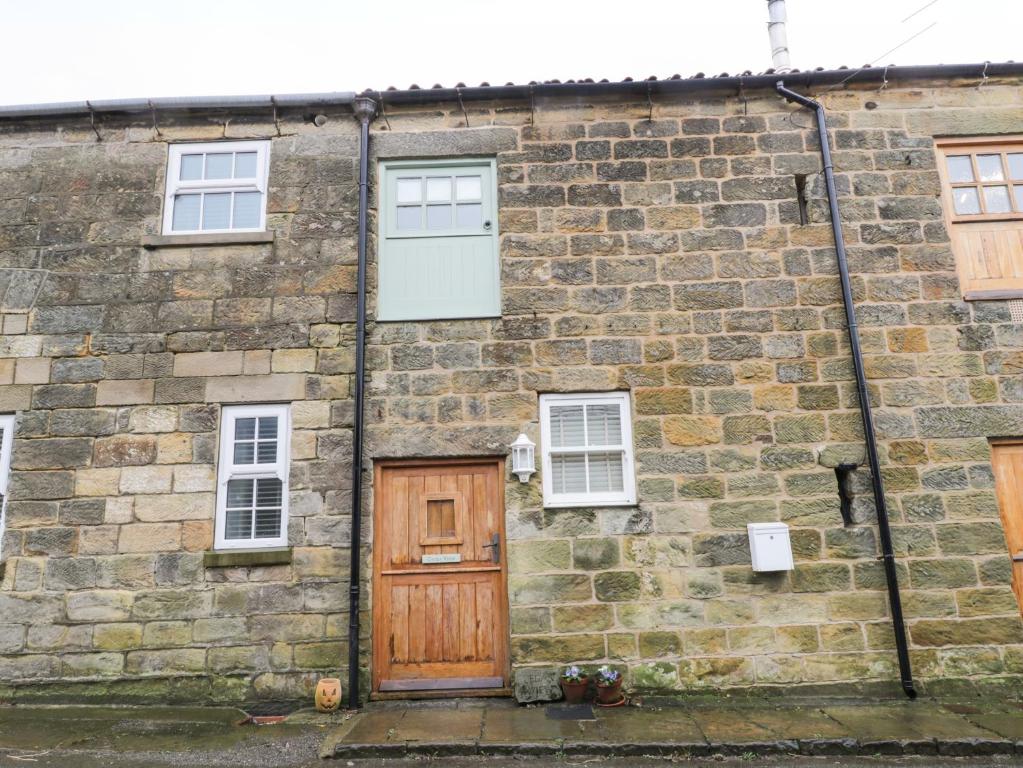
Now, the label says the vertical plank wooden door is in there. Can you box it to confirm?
[372,459,509,693]
[991,443,1023,613]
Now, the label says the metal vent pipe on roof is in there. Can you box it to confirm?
[767,0,792,73]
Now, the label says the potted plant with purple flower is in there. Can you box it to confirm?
[594,665,624,706]
[560,665,588,704]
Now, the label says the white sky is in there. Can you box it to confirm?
[1,0,1019,105]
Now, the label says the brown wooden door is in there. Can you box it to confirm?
[372,458,509,693]
[991,443,1023,613]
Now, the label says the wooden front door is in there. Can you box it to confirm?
[991,443,1023,613]
[372,458,509,694]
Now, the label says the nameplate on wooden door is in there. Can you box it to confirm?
[422,553,462,564]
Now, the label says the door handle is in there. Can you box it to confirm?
[482,533,500,564]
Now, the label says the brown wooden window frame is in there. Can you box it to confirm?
[936,136,1023,301]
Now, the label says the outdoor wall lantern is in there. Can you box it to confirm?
[834,463,858,526]
[510,433,536,483]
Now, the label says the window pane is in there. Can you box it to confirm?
[396,206,421,230]
[233,441,255,464]
[224,507,252,539]
[258,416,278,439]
[551,453,587,494]
[976,154,1005,181]
[587,452,625,493]
[205,153,233,180]
[180,154,203,181]
[946,155,974,182]
[984,185,1012,213]
[1008,154,1023,181]
[455,203,482,229]
[586,404,623,446]
[396,178,421,203]
[953,187,981,215]
[236,418,256,440]
[426,177,451,202]
[1014,185,1023,211]
[202,192,231,230]
[234,151,257,178]
[456,175,482,200]
[226,478,254,507]
[426,204,451,230]
[255,477,283,507]
[550,405,585,447]
[171,194,201,231]
[254,508,282,538]
[233,191,262,229]
[256,441,277,463]
[254,478,283,538]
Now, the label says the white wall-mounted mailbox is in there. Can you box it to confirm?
[747,522,794,572]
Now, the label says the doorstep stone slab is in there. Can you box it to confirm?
[391,707,483,742]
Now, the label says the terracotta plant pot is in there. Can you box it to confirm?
[596,679,623,705]
[560,677,589,704]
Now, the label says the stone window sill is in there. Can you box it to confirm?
[141,231,275,249]
[203,547,292,568]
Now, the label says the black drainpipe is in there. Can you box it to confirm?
[347,95,377,709]
[775,81,917,700]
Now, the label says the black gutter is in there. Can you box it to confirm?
[775,81,917,700]
[347,95,377,709]
[1,62,1020,120]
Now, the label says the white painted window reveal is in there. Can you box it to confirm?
[0,414,17,560]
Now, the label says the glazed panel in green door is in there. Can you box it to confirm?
[379,159,500,321]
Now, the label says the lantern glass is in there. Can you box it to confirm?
[510,433,536,482]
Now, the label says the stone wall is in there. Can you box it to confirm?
[0,111,366,702]
[1,73,1023,702]
[363,78,1023,694]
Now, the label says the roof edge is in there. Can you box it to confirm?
[0,62,1019,121]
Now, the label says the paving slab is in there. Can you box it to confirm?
[824,705,996,741]
[689,707,780,743]
[964,713,1023,741]
[482,705,601,743]
[743,706,853,740]
[596,707,705,745]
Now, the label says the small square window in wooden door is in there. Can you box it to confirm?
[420,492,464,546]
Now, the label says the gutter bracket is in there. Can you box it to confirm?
[85,101,101,142]
[147,100,162,138]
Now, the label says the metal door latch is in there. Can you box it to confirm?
[482,533,500,563]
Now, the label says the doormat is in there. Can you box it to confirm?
[545,704,596,720]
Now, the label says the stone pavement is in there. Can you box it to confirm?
[322,698,1023,759]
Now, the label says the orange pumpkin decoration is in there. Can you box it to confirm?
[315,677,342,712]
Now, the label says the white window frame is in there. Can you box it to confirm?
[0,414,16,560]
[162,140,271,235]
[539,392,636,509]
[214,404,290,550]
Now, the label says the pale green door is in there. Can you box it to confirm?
[378,159,500,321]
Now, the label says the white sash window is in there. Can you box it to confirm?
[215,404,290,550]
[539,392,636,508]
[162,141,270,235]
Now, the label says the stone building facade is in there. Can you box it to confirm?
[1,65,1023,704]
